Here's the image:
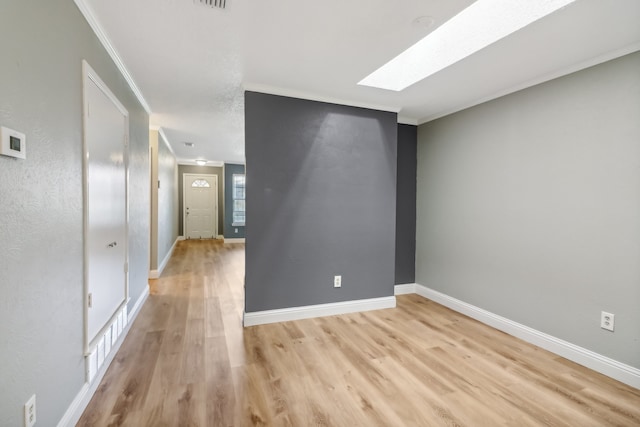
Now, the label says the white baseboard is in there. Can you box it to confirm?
[57,285,150,427]
[394,283,416,295]
[149,236,180,279]
[414,284,640,390]
[128,284,149,321]
[224,237,245,244]
[56,382,89,427]
[244,296,396,327]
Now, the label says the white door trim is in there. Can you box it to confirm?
[183,173,218,239]
[82,60,130,355]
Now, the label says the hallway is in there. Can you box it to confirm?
[78,240,246,426]
[78,239,640,426]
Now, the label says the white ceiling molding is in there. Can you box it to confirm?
[158,128,176,157]
[243,83,401,116]
[397,116,419,126]
[150,125,176,158]
[418,41,640,124]
[74,0,152,114]
[178,159,225,167]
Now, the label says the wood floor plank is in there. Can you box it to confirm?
[78,239,640,426]
[205,297,225,338]
[205,336,235,426]
[107,330,164,426]
[180,319,205,385]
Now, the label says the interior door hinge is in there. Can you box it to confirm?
[88,293,93,308]
[124,262,129,274]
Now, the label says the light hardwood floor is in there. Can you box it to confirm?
[78,239,640,426]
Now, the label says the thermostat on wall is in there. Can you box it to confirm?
[0,126,26,159]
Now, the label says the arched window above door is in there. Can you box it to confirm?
[191,179,210,188]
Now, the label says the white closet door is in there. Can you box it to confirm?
[84,63,128,345]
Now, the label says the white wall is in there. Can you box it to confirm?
[416,52,640,369]
[157,132,179,263]
[150,130,160,269]
[149,130,178,272]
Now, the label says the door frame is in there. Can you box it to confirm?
[82,60,130,354]
[183,173,218,239]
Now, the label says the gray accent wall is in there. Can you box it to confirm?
[224,163,246,238]
[178,164,223,236]
[244,91,397,312]
[416,52,640,369]
[0,1,150,425]
[395,124,417,285]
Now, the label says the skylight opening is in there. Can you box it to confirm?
[358,0,578,91]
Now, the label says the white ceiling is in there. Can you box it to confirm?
[81,0,640,165]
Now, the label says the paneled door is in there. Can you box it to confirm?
[83,61,129,348]
[184,174,217,239]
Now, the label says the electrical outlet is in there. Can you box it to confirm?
[334,275,341,288]
[24,394,36,427]
[601,311,615,332]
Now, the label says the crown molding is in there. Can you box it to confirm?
[243,83,402,115]
[74,0,152,114]
[178,159,225,167]
[397,116,418,125]
[418,41,640,125]
[157,128,176,157]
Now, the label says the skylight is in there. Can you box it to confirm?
[358,0,578,91]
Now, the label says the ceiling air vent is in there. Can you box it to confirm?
[197,0,226,9]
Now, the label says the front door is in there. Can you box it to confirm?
[184,174,217,239]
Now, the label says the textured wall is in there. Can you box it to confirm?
[244,92,397,312]
[157,132,179,263]
[0,1,149,425]
[224,163,246,238]
[150,130,159,269]
[395,124,417,284]
[178,165,223,236]
[416,52,640,368]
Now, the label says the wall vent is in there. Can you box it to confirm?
[197,0,226,9]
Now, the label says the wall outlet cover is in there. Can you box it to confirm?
[601,311,615,332]
[24,394,36,427]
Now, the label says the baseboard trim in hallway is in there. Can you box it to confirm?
[149,236,182,279]
[243,295,396,326]
[224,237,246,243]
[57,284,150,427]
[402,284,640,390]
